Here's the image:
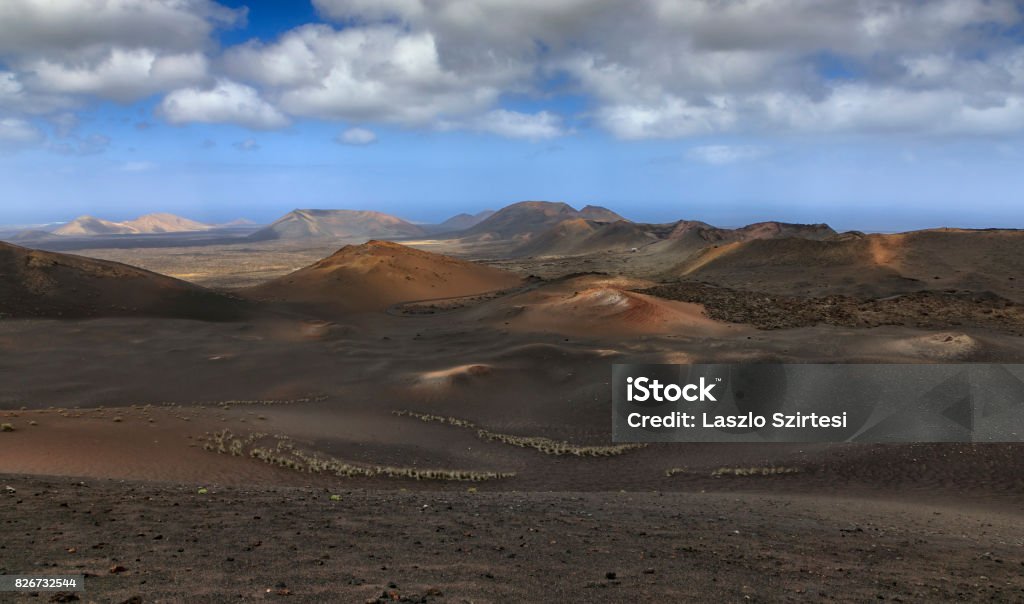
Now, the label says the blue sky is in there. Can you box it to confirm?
[1,0,1024,231]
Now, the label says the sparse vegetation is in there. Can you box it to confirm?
[200,429,514,482]
[394,410,646,457]
[639,281,1024,334]
[711,466,801,478]
[1,423,14,432]
[666,466,802,478]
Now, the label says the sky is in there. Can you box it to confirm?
[2,0,1024,231]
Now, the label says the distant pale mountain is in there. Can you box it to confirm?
[53,216,135,236]
[53,213,214,236]
[218,218,258,228]
[125,213,213,234]
[249,209,427,241]
[460,201,628,241]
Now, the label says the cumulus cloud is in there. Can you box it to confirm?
[25,49,209,102]
[687,145,769,165]
[0,0,242,109]
[464,110,567,140]
[223,24,522,125]
[313,0,424,23]
[158,80,289,129]
[6,0,1024,139]
[335,127,377,145]
[0,71,75,115]
[0,0,243,55]
[0,117,44,148]
[214,0,1024,138]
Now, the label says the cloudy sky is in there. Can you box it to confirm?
[2,0,1024,230]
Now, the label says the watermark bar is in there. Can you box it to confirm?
[612,364,1024,443]
[0,575,85,592]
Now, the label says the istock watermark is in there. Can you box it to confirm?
[612,364,1024,443]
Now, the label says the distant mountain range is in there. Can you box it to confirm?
[3,202,848,261]
[53,213,216,236]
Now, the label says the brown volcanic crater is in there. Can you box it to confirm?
[0,241,245,320]
[243,240,523,312]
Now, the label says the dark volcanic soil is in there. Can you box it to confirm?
[1,475,1022,603]
[639,281,1024,334]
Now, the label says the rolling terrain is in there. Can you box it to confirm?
[0,207,1022,602]
[244,240,523,312]
[0,241,244,320]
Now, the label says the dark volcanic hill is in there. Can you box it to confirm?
[459,201,627,241]
[249,210,427,241]
[518,216,837,258]
[0,241,245,320]
[578,205,627,222]
[516,219,656,256]
[436,210,496,232]
[669,228,1024,299]
[244,240,522,312]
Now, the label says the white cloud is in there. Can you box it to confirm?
[159,80,289,130]
[26,49,209,102]
[0,0,244,55]
[0,117,44,148]
[0,71,75,115]
[465,110,566,140]
[313,0,424,23]
[224,24,522,125]
[233,138,259,151]
[6,0,1024,140]
[335,127,377,145]
[595,97,738,140]
[0,0,242,110]
[687,144,768,165]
